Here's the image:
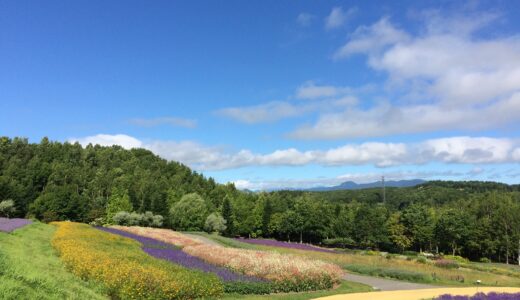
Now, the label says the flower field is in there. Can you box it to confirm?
[52,222,223,299]
[112,226,344,292]
[0,217,32,232]
[235,238,337,253]
[99,226,264,283]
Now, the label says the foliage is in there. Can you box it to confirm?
[112,211,163,227]
[105,187,132,223]
[0,199,16,217]
[51,222,223,299]
[170,193,207,231]
[223,281,273,295]
[204,212,227,233]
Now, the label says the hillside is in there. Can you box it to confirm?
[1,137,520,265]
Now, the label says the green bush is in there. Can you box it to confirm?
[416,256,428,264]
[223,281,272,294]
[479,257,491,263]
[112,211,163,227]
[443,255,469,263]
[322,237,355,248]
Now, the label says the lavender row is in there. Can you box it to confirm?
[235,238,336,253]
[97,227,265,283]
[0,217,32,233]
[436,292,520,300]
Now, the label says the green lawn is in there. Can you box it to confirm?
[0,223,108,300]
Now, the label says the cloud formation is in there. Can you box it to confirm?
[70,134,520,171]
[296,13,314,27]
[293,12,520,139]
[325,7,357,30]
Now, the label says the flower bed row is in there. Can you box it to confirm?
[436,292,520,300]
[98,227,264,283]
[52,222,223,299]
[0,217,32,232]
[235,238,337,253]
[113,226,344,292]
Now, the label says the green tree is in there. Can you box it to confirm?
[106,187,133,223]
[221,196,234,236]
[402,203,435,252]
[170,193,207,231]
[387,212,412,253]
[204,212,227,233]
[435,208,471,256]
[261,197,272,237]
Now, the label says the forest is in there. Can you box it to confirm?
[1,136,520,265]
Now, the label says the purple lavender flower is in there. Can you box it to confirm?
[436,292,520,300]
[236,238,337,253]
[0,218,32,233]
[97,227,265,283]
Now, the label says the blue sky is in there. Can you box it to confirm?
[1,0,520,189]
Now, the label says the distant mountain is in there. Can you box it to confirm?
[306,179,426,191]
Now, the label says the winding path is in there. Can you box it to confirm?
[343,273,440,291]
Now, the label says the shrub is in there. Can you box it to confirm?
[224,282,273,295]
[0,200,16,217]
[443,255,469,263]
[112,211,163,227]
[479,257,491,263]
[52,222,223,299]
[416,256,428,264]
[204,212,227,233]
[322,237,355,248]
[435,259,460,269]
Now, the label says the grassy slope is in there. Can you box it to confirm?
[0,223,108,300]
[192,232,520,287]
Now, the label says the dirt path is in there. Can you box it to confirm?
[343,273,439,291]
[182,233,221,246]
[315,287,520,300]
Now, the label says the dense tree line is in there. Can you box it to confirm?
[1,137,519,265]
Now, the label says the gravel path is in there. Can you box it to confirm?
[343,273,440,291]
[182,233,222,246]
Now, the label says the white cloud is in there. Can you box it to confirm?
[70,134,520,171]
[297,13,314,27]
[215,101,312,123]
[294,13,520,139]
[325,7,357,30]
[70,134,143,149]
[333,17,409,59]
[291,93,520,139]
[420,137,514,164]
[130,117,197,128]
[296,82,347,99]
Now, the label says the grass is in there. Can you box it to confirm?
[197,233,520,287]
[0,222,108,300]
[221,280,373,300]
